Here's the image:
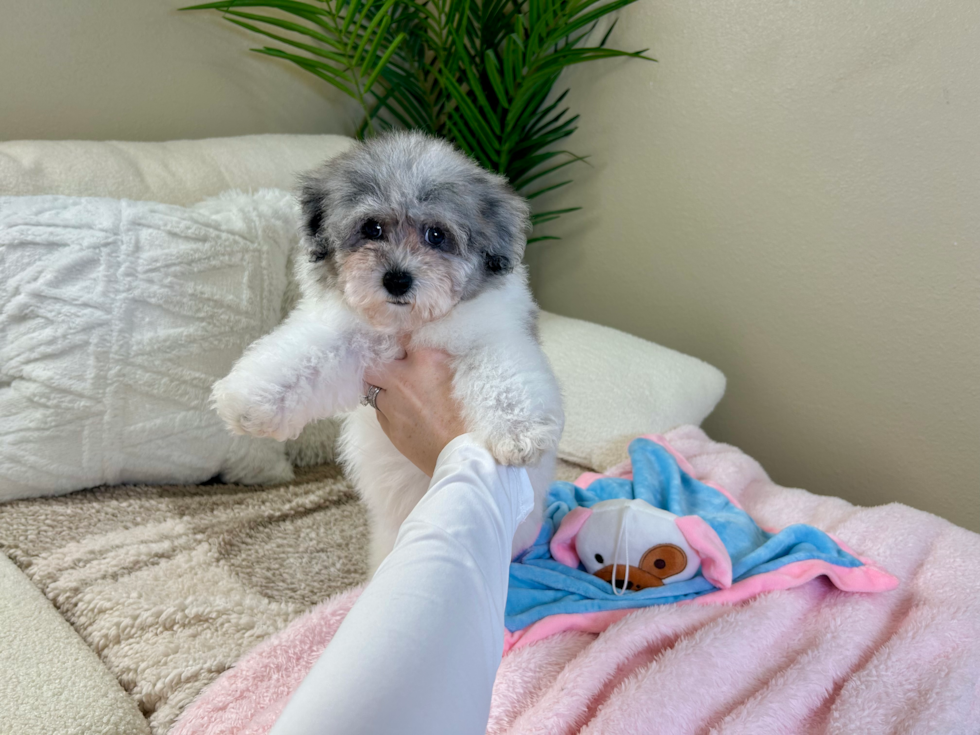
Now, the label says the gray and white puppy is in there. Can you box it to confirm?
[213,131,564,572]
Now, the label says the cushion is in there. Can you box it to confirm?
[0,134,354,206]
[0,553,151,735]
[0,190,298,501]
[538,312,725,470]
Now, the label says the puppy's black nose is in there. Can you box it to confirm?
[383,270,413,297]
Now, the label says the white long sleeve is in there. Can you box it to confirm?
[269,434,534,735]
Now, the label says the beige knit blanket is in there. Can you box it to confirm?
[0,459,587,734]
[0,465,368,734]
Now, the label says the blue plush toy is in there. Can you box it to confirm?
[505,436,895,636]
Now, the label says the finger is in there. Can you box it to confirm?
[363,363,392,390]
[372,386,388,417]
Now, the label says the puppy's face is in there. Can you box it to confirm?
[298,132,530,333]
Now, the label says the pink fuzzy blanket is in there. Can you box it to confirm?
[172,426,980,734]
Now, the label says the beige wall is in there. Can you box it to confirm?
[0,1,355,141]
[527,0,979,531]
[1,1,976,531]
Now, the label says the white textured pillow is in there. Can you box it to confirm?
[0,190,299,501]
[538,312,726,471]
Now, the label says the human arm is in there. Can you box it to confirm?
[268,348,532,735]
[269,435,532,735]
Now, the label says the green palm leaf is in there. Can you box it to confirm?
[182,0,654,238]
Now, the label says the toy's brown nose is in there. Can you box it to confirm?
[594,564,664,590]
[383,270,413,297]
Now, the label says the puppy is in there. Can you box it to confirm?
[212,132,564,574]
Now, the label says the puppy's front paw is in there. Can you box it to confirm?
[211,375,302,442]
[484,418,561,467]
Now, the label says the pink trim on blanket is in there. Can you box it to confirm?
[688,558,898,605]
[574,471,610,488]
[503,609,635,653]
[826,532,879,567]
[503,562,898,654]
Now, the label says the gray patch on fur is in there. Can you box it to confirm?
[297,131,531,307]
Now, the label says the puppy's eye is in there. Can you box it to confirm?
[594,553,604,564]
[361,220,383,240]
[424,226,446,247]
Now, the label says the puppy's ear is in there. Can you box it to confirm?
[473,174,531,276]
[299,176,330,262]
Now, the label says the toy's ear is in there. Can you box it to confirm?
[550,507,593,567]
[675,516,732,589]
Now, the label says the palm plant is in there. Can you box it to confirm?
[183,0,652,240]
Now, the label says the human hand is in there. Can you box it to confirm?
[363,347,466,477]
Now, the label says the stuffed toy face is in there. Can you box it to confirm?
[550,499,733,592]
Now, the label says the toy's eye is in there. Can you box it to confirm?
[654,558,666,569]
[361,220,383,240]
[425,226,446,247]
[594,553,604,564]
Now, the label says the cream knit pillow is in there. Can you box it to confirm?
[0,190,298,501]
[538,312,726,471]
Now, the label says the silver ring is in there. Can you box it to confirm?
[361,384,382,410]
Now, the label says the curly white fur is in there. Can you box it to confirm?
[213,267,562,571]
[213,132,564,573]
